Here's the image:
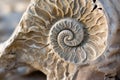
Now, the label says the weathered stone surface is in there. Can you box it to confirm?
[0,0,120,80]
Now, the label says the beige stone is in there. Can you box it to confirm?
[0,0,120,80]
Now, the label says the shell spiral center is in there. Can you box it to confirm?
[49,18,85,63]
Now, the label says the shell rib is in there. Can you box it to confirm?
[0,0,108,64]
[49,18,85,63]
[39,0,108,64]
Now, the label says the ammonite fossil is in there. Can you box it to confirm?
[0,0,108,65]
[33,0,108,64]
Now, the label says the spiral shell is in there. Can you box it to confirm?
[49,18,85,62]
[31,0,108,64]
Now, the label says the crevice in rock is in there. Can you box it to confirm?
[23,70,47,80]
[115,75,120,80]
[98,8,103,10]
[93,0,96,3]
[91,4,97,12]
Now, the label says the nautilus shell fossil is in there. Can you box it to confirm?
[0,0,108,67]
[36,0,108,64]
[7,0,108,65]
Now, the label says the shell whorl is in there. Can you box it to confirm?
[27,0,108,64]
[50,19,84,47]
[49,19,85,63]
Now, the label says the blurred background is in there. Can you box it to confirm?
[0,0,29,43]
